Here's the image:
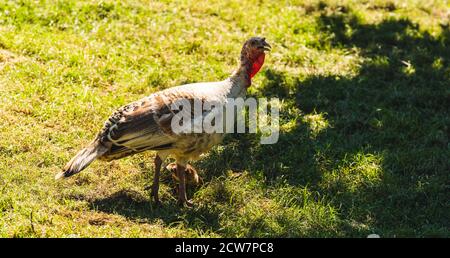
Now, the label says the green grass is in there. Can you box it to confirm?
[0,0,449,237]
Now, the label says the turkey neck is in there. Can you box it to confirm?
[227,56,257,98]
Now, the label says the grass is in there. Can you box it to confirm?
[0,0,449,237]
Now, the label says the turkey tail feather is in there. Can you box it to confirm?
[55,139,109,180]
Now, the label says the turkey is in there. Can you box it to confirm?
[56,37,271,207]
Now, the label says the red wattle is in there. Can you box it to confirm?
[250,54,265,78]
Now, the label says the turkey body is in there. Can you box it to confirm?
[56,36,271,207]
[99,79,245,163]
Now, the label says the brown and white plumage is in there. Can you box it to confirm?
[56,37,271,207]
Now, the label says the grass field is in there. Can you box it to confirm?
[0,0,449,237]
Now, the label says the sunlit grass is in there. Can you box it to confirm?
[0,0,448,237]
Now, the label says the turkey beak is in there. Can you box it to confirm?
[260,40,271,52]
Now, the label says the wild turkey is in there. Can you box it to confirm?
[56,37,271,207]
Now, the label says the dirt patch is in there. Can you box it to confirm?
[0,49,26,70]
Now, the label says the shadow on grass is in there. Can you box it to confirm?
[88,10,449,237]
[89,188,222,233]
[301,15,449,237]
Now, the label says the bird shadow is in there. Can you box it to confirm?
[89,187,222,233]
